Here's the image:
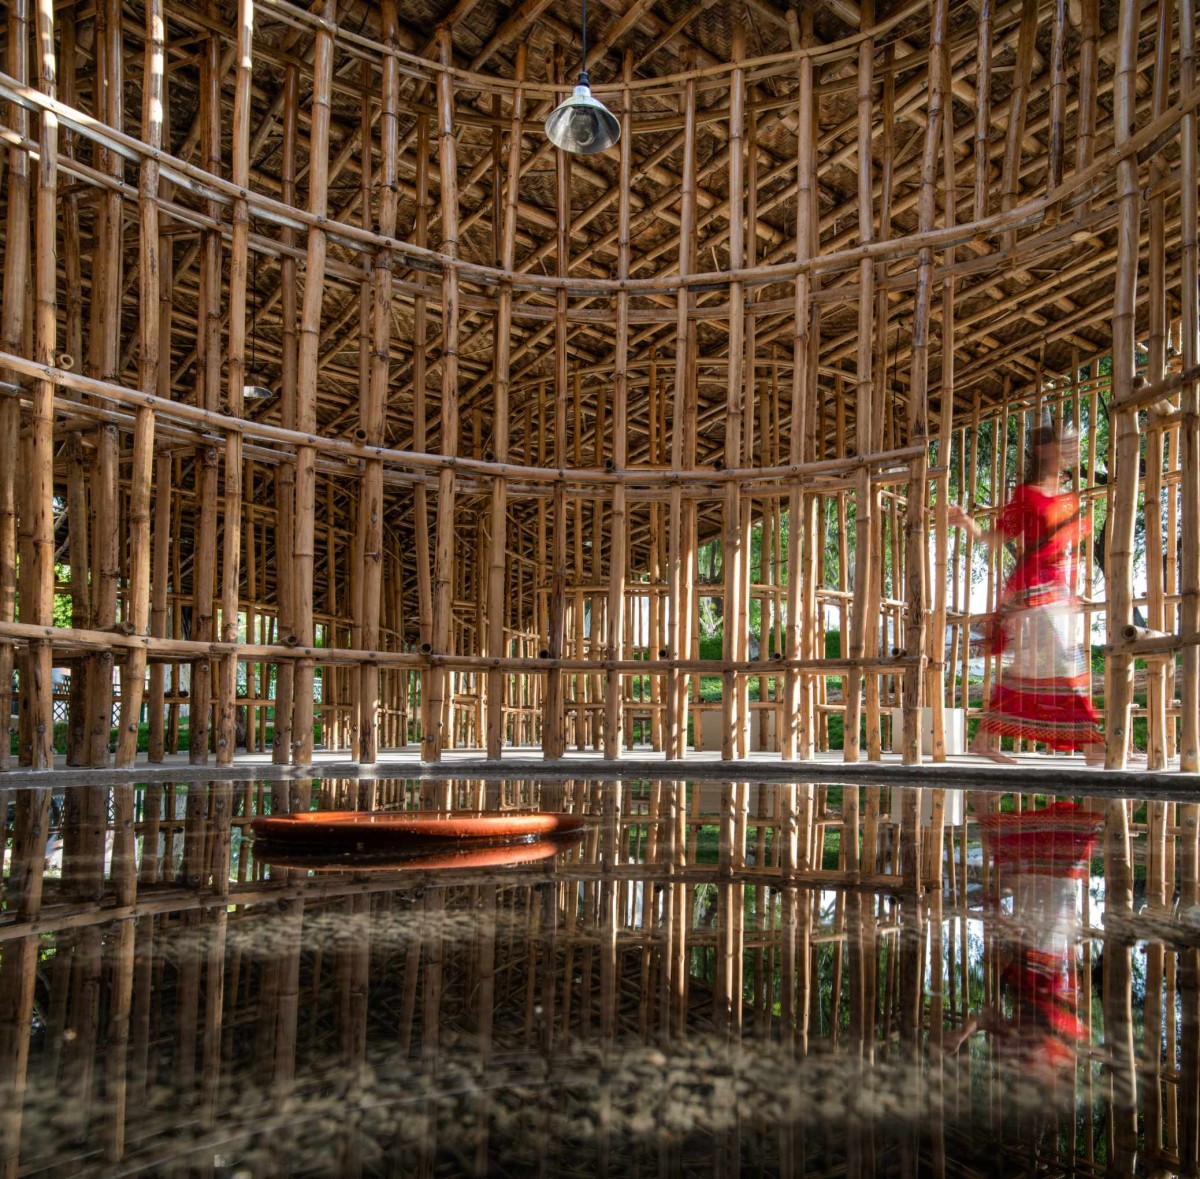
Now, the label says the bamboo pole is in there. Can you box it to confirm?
[272,62,299,766]
[604,52,633,761]
[421,26,460,762]
[722,28,747,762]
[666,50,698,761]
[292,0,335,766]
[486,45,525,759]
[901,0,947,765]
[117,1,164,770]
[1179,0,1199,773]
[1104,0,1142,769]
[930,25,956,763]
[215,0,254,766]
[86,0,124,768]
[844,0,876,762]
[21,0,56,771]
[1144,0,1171,771]
[0,0,30,775]
[357,0,401,764]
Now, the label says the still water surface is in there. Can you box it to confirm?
[1,778,1196,1176]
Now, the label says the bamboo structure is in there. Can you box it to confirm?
[0,0,1195,770]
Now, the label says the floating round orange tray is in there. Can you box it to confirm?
[259,837,566,874]
[251,809,588,846]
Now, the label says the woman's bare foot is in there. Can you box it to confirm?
[970,733,1016,765]
[1083,743,1105,766]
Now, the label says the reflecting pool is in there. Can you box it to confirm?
[1,779,1196,1176]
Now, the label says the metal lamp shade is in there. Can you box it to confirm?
[545,83,620,155]
[243,383,273,402]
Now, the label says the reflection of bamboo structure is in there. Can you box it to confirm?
[0,0,1193,769]
[2,780,1199,1173]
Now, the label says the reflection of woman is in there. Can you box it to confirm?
[948,801,1103,1081]
[949,422,1104,765]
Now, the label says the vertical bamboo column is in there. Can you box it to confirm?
[292,0,335,765]
[486,46,525,759]
[357,0,401,764]
[604,53,634,761]
[189,7,222,765]
[784,8,815,762]
[20,0,56,770]
[1104,0,1142,769]
[722,28,747,762]
[1178,0,1199,773]
[929,30,956,763]
[0,0,30,773]
[215,0,254,765]
[542,49,570,762]
[667,51,698,761]
[901,0,947,765]
[87,0,124,767]
[273,63,299,765]
[115,0,167,771]
[1143,0,1172,771]
[422,26,460,762]
[844,0,876,762]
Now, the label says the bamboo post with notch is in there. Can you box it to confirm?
[422,26,461,762]
[604,52,633,761]
[292,0,335,766]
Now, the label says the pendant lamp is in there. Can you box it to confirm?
[544,0,620,155]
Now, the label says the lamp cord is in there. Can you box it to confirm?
[580,0,588,82]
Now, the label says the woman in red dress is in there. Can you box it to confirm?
[949,422,1105,765]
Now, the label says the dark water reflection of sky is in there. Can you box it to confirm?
[1,779,1196,1177]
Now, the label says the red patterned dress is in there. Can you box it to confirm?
[978,483,1103,752]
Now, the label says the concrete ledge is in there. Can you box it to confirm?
[1,747,1197,800]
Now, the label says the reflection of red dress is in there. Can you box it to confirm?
[980,802,1103,1070]
[979,484,1102,751]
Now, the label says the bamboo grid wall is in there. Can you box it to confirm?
[0,0,1197,772]
[0,779,1196,1174]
